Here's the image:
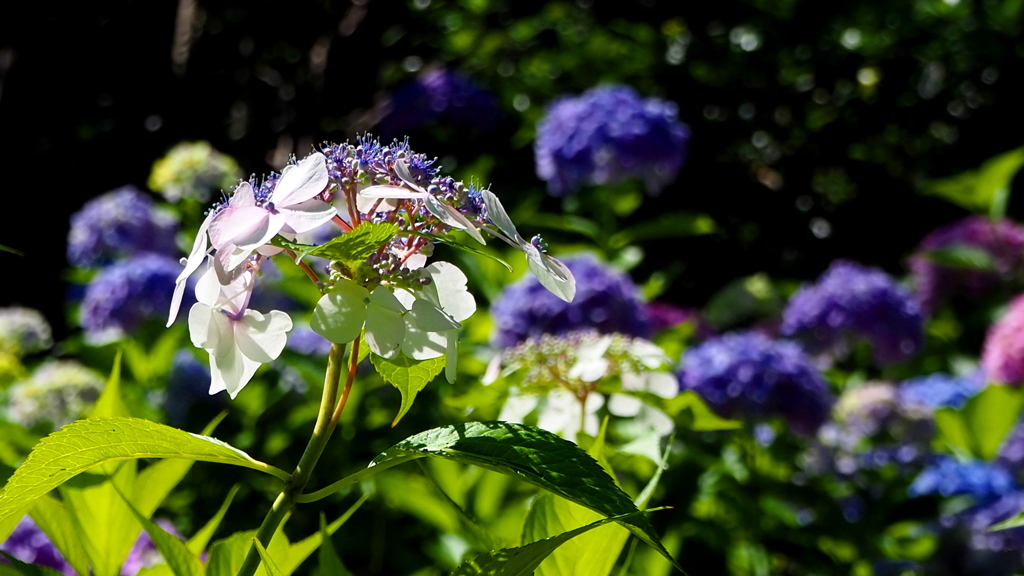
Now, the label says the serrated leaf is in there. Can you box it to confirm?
[919,146,1024,213]
[371,421,680,569]
[0,417,288,529]
[450,510,648,576]
[271,223,399,263]
[412,231,514,272]
[934,385,1024,460]
[370,354,446,426]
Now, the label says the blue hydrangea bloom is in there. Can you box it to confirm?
[377,68,501,137]
[490,254,650,349]
[79,254,186,344]
[534,85,690,197]
[781,260,925,365]
[162,350,222,426]
[286,325,333,357]
[909,456,1016,501]
[677,331,833,435]
[67,186,179,267]
[898,373,982,412]
[0,516,74,575]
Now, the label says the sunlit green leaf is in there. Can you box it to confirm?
[187,485,240,555]
[271,223,399,263]
[311,280,370,345]
[919,146,1024,213]
[59,462,139,576]
[316,513,352,576]
[934,385,1024,460]
[114,486,205,576]
[0,417,288,530]
[252,540,285,576]
[922,245,997,271]
[0,552,67,576]
[29,495,90,576]
[370,354,446,426]
[608,212,717,249]
[524,493,630,576]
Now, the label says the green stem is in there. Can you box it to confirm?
[236,342,348,576]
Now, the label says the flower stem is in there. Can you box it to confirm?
[235,342,348,576]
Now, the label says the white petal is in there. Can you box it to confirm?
[365,304,405,358]
[411,298,459,332]
[168,212,213,327]
[194,266,222,306]
[213,245,253,286]
[209,343,262,399]
[359,184,426,200]
[272,152,329,208]
[235,309,292,363]
[481,190,524,245]
[567,357,610,383]
[188,302,220,350]
[400,317,447,360]
[209,202,270,250]
[278,198,337,234]
[608,393,643,417]
[525,246,576,303]
[424,195,486,245]
[311,280,369,344]
[426,262,476,322]
[369,286,406,313]
[498,394,540,423]
[444,337,458,384]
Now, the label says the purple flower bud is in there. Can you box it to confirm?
[982,293,1024,385]
[534,85,690,197]
[79,254,187,344]
[67,186,179,268]
[781,260,924,365]
[910,216,1024,314]
[677,331,833,435]
[490,255,650,349]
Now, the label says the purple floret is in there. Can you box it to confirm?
[781,260,924,365]
[79,254,187,343]
[910,216,1024,314]
[677,331,833,435]
[377,68,501,137]
[534,85,690,197]
[490,254,650,349]
[67,186,179,267]
[897,373,982,412]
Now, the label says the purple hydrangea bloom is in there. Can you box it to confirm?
[781,260,924,365]
[121,519,180,575]
[677,331,833,435]
[909,456,1016,501]
[67,186,179,268]
[534,85,690,197]
[490,255,650,349]
[79,254,186,344]
[377,68,500,137]
[982,293,1024,386]
[286,325,333,357]
[645,301,715,339]
[0,516,74,575]
[910,216,1024,313]
[898,373,982,412]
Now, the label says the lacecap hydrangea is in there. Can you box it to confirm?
[490,254,649,349]
[982,293,1024,385]
[677,331,833,435]
[781,260,924,365]
[148,141,243,203]
[0,306,53,357]
[910,216,1024,313]
[67,186,178,267]
[534,85,690,197]
[376,68,500,137]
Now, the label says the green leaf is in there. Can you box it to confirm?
[370,354,446,426]
[371,421,681,570]
[316,514,352,576]
[29,495,91,576]
[0,417,288,529]
[450,510,648,576]
[271,223,399,263]
[206,531,256,576]
[311,280,369,345]
[91,350,131,419]
[629,391,742,431]
[187,485,240,555]
[608,212,717,249]
[523,493,630,576]
[412,231,514,273]
[252,540,285,576]
[0,552,68,576]
[934,385,1024,460]
[114,486,205,576]
[919,146,1024,213]
[59,462,140,576]
[922,245,998,271]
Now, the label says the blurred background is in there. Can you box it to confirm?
[3,0,1022,339]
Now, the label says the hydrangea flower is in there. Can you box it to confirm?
[0,516,74,575]
[909,456,1016,501]
[677,331,833,435]
[781,260,924,365]
[79,254,186,344]
[4,360,104,429]
[534,85,690,196]
[909,216,1024,313]
[982,293,1024,385]
[0,306,53,357]
[67,186,179,267]
[897,373,982,413]
[377,68,500,137]
[148,141,242,203]
[490,254,649,349]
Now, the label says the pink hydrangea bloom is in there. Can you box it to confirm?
[982,294,1024,385]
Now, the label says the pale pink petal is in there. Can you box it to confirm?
[359,185,426,200]
[271,152,329,208]
[235,309,292,363]
[168,213,213,327]
[209,342,261,398]
[194,266,222,306]
[187,302,220,350]
[277,198,337,234]
[210,205,273,250]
